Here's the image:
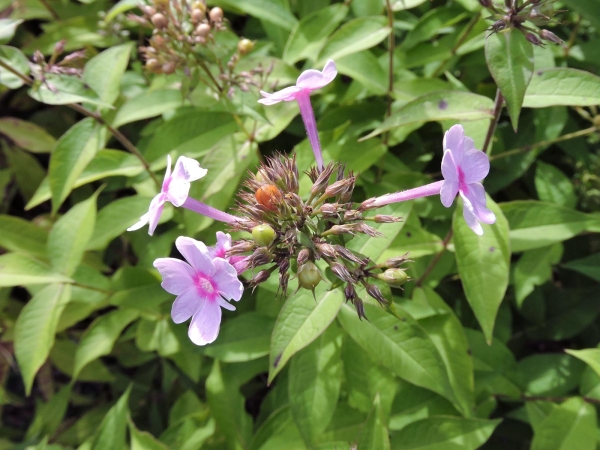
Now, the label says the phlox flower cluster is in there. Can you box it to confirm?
[129,60,496,345]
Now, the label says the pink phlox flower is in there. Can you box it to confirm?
[207,231,231,260]
[154,236,243,346]
[128,155,208,235]
[439,125,496,235]
[257,59,337,105]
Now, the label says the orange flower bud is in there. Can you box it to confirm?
[255,184,282,211]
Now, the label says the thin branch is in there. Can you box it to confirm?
[382,0,396,148]
[415,229,453,287]
[483,89,504,155]
[0,58,160,187]
[38,0,61,21]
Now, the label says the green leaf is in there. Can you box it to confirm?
[5,146,46,202]
[289,323,343,446]
[513,244,563,306]
[48,192,98,276]
[500,201,596,252]
[390,417,501,450]
[268,286,344,383]
[249,406,304,450]
[485,30,534,129]
[402,7,466,50]
[113,89,183,128]
[91,386,131,450]
[51,338,115,383]
[27,150,145,209]
[562,253,600,282]
[453,198,510,343]
[0,117,56,153]
[363,91,495,139]
[143,111,237,163]
[0,253,72,287]
[338,300,456,406]
[26,384,72,440]
[566,349,600,380]
[336,51,387,94]
[206,360,253,449]
[83,43,133,106]
[519,353,584,397]
[0,215,48,257]
[0,19,22,44]
[523,68,600,107]
[390,0,428,10]
[283,4,348,64]
[357,395,391,450]
[87,196,151,250]
[530,397,596,450]
[28,74,111,107]
[318,17,391,64]
[128,418,169,450]
[213,0,297,31]
[535,162,577,208]
[202,312,274,362]
[412,287,475,416]
[48,118,105,212]
[0,45,30,89]
[14,283,71,395]
[73,308,139,380]
[347,202,412,263]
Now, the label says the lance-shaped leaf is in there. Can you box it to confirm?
[357,395,391,450]
[268,285,344,383]
[83,43,133,106]
[15,283,71,395]
[523,68,600,108]
[485,30,534,130]
[91,386,131,450]
[453,198,509,343]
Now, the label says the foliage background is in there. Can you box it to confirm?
[0,0,600,448]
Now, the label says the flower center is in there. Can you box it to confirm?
[194,273,217,300]
[457,166,469,194]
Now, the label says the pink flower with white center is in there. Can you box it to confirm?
[206,231,249,274]
[440,125,496,235]
[258,60,337,171]
[154,236,244,346]
[128,155,207,235]
[360,125,495,235]
[128,155,238,235]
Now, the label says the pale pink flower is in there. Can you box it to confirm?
[128,155,207,235]
[440,125,496,235]
[361,125,495,235]
[154,236,244,346]
[206,231,249,274]
[258,60,337,170]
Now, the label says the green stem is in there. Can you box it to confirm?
[415,229,452,287]
[483,89,504,155]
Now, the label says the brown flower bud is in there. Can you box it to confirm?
[384,253,411,268]
[539,29,565,47]
[335,246,369,265]
[311,164,335,195]
[151,35,166,49]
[153,0,169,8]
[525,32,544,46]
[191,8,205,23]
[237,38,254,55]
[344,283,357,302]
[315,243,337,259]
[297,249,311,266]
[366,284,388,306]
[145,58,161,72]
[356,223,383,237]
[325,178,352,198]
[209,6,224,22]
[330,263,354,283]
[250,269,271,287]
[228,240,255,255]
[162,61,176,74]
[151,13,168,29]
[53,40,66,56]
[195,23,211,37]
[320,203,338,218]
[250,248,271,267]
[343,210,362,221]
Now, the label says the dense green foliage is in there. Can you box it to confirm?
[1,0,600,448]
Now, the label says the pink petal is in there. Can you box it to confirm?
[296,59,337,90]
[172,156,208,183]
[461,149,490,184]
[212,258,244,301]
[171,289,201,323]
[164,154,172,182]
[459,191,483,235]
[441,149,459,182]
[440,179,459,208]
[175,237,215,276]
[154,257,195,295]
[165,178,191,207]
[188,299,222,345]
[147,202,165,236]
[443,125,465,165]
[258,86,302,105]
[127,193,163,233]
[468,183,496,225]
[218,297,236,311]
[208,231,232,260]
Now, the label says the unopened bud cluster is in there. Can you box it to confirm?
[227,155,411,320]
[482,0,565,48]
[30,41,87,87]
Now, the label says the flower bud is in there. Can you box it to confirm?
[141,5,157,16]
[539,29,565,47]
[153,0,169,9]
[344,210,361,221]
[525,32,544,46]
[255,184,282,211]
[298,262,322,290]
[315,243,337,259]
[192,1,206,12]
[151,13,168,29]
[384,253,411,268]
[162,61,176,74]
[297,248,311,266]
[311,164,335,195]
[229,239,255,255]
[325,178,352,198]
[344,283,357,302]
[237,38,254,55]
[145,58,161,72]
[53,40,66,56]
[250,248,270,267]
[366,284,388,306]
[209,6,223,22]
[374,215,402,223]
[330,263,354,283]
[250,269,271,287]
[195,23,211,37]
[252,224,275,247]
[336,246,369,265]
[191,8,205,23]
[320,203,338,218]
[151,35,166,49]
[377,268,409,287]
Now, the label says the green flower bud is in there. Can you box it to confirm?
[252,224,275,246]
[377,268,408,287]
[298,262,322,290]
[237,38,254,55]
